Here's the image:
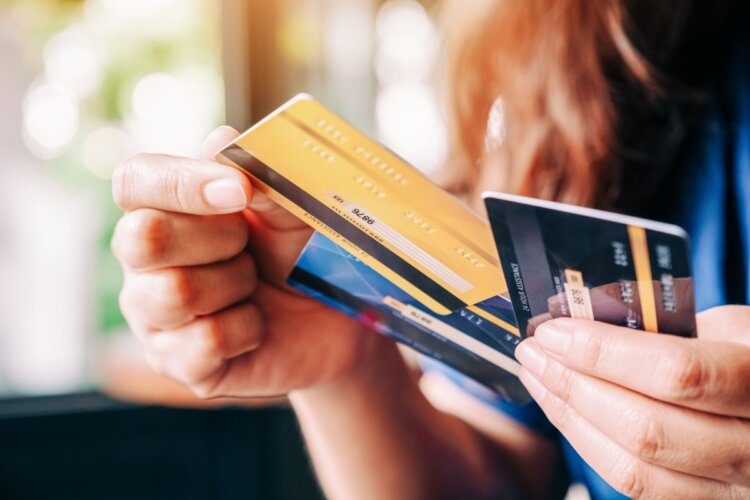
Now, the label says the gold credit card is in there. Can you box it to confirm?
[217,94,507,315]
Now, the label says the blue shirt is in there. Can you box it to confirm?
[440,37,750,499]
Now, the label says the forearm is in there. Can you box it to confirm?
[289,334,522,500]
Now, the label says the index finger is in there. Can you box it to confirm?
[529,318,750,418]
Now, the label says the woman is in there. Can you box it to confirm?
[111,1,750,498]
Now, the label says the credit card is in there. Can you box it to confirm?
[483,192,697,338]
[217,95,506,315]
[289,232,530,403]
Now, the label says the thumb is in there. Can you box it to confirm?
[697,305,750,344]
[211,126,307,232]
[112,126,253,216]
[208,126,312,285]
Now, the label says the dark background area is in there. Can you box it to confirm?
[0,393,323,500]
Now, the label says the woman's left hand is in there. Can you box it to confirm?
[516,305,750,499]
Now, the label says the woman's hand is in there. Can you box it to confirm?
[516,306,750,499]
[111,126,393,399]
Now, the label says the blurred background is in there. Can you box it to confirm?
[0,0,445,399]
[0,0,447,498]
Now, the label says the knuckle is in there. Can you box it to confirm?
[155,268,199,312]
[626,413,663,462]
[610,456,646,499]
[553,399,577,435]
[552,363,576,403]
[579,331,604,371]
[164,166,196,213]
[660,349,710,401]
[195,316,226,360]
[730,455,750,484]
[112,210,171,268]
[540,386,574,433]
[112,153,145,210]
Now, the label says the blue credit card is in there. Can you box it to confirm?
[288,232,530,403]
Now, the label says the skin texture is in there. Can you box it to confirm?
[516,308,750,499]
[112,126,750,499]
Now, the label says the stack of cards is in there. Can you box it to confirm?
[218,95,697,403]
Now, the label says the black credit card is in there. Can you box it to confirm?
[483,192,697,338]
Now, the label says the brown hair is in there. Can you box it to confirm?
[441,0,736,209]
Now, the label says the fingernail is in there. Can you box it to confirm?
[515,340,547,378]
[203,179,247,210]
[535,321,572,356]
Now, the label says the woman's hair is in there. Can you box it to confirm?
[441,0,737,209]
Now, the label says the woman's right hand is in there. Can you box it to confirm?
[111,126,394,399]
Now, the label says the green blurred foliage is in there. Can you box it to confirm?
[4,0,224,335]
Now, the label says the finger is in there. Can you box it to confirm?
[112,209,248,271]
[208,127,305,233]
[121,253,257,330]
[145,301,264,391]
[201,125,240,161]
[518,368,748,499]
[211,133,306,231]
[541,279,695,335]
[544,282,628,324]
[526,312,553,336]
[698,305,750,344]
[170,282,367,399]
[532,318,750,417]
[112,152,252,215]
[206,128,312,284]
[517,339,750,486]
